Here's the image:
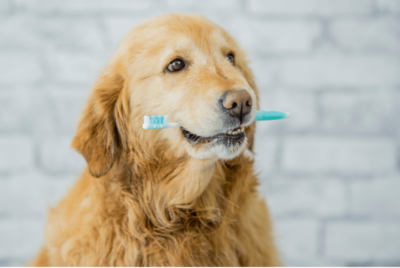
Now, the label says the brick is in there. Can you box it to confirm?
[253,136,278,174]
[0,172,76,217]
[0,53,43,83]
[0,16,41,50]
[258,90,317,132]
[282,137,397,173]
[0,137,34,173]
[31,90,88,136]
[377,0,400,13]
[258,55,400,88]
[263,177,346,217]
[275,219,319,262]
[0,218,45,260]
[330,18,400,52]
[0,260,23,266]
[350,178,400,217]
[247,59,278,88]
[14,0,154,13]
[166,0,241,11]
[225,19,321,55]
[0,16,106,53]
[321,92,400,134]
[248,0,373,16]
[45,50,106,84]
[103,17,152,50]
[39,138,86,174]
[0,92,32,133]
[325,221,400,261]
[37,18,107,53]
[0,0,9,12]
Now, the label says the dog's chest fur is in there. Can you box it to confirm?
[42,157,280,266]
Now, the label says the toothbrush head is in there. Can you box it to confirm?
[142,115,169,129]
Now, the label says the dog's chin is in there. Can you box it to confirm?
[182,126,248,160]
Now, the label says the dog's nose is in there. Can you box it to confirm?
[221,90,252,122]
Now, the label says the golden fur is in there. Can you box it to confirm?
[31,14,282,266]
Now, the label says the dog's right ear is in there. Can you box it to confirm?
[72,72,129,178]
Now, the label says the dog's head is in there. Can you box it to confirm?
[72,14,259,178]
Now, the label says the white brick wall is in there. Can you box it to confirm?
[0,137,34,174]
[259,55,400,88]
[325,221,400,262]
[0,0,9,12]
[263,177,346,218]
[321,92,400,134]
[282,137,397,173]
[274,218,320,265]
[350,177,400,217]
[38,138,85,174]
[1,0,399,266]
[330,18,400,52]
[377,0,400,13]
[224,19,322,54]
[0,53,43,83]
[248,0,374,16]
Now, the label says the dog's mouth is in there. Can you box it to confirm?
[181,126,246,146]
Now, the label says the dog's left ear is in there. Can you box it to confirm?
[72,72,129,178]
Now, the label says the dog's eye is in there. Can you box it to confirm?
[167,59,185,72]
[226,53,235,65]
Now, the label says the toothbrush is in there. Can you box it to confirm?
[142,111,290,129]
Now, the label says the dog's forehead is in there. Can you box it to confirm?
[169,30,228,57]
[177,29,228,49]
[136,15,231,52]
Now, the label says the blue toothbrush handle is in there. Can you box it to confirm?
[255,110,290,121]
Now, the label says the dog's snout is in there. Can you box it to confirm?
[221,90,252,123]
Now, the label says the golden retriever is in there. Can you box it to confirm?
[31,13,282,266]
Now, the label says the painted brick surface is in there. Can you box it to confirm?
[0,53,43,83]
[38,138,85,174]
[330,18,400,52]
[0,92,33,133]
[1,0,400,266]
[0,0,9,12]
[325,221,400,262]
[0,172,76,217]
[350,177,400,217]
[377,0,400,13]
[14,0,155,13]
[165,0,242,11]
[30,90,89,136]
[258,90,317,132]
[321,92,400,134]
[0,137,34,174]
[248,0,374,16]
[0,219,45,260]
[274,218,319,265]
[259,55,400,88]
[263,177,346,218]
[224,19,322,55]
[282,137,397,173]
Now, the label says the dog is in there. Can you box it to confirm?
[31,13,282,266]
